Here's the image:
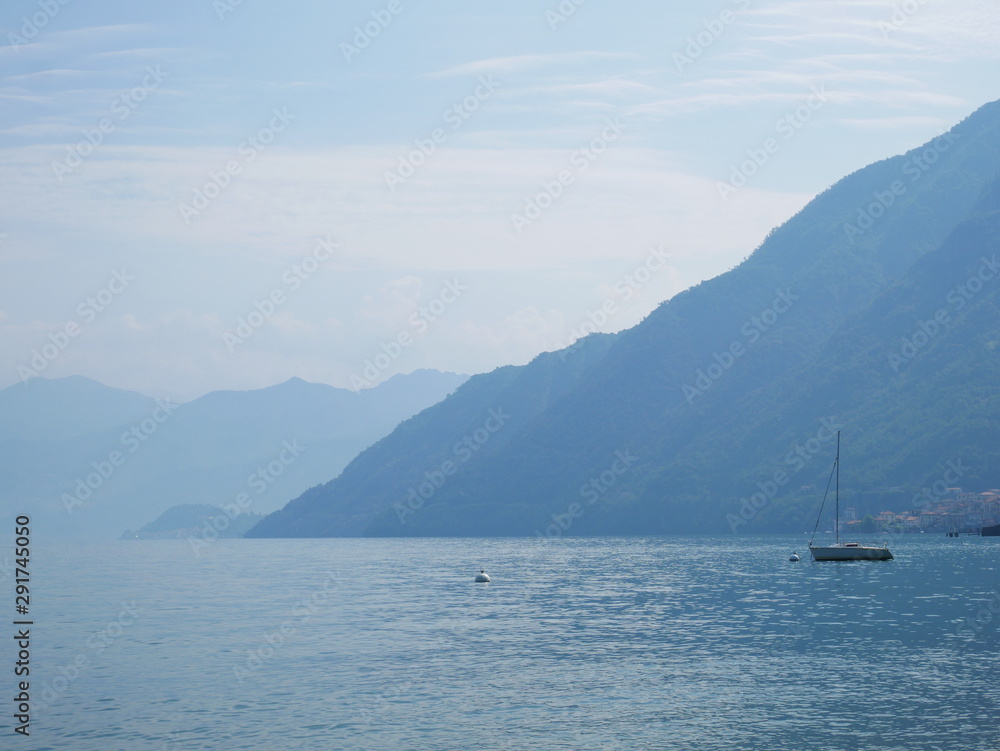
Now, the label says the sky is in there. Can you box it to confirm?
[1,0,998,401]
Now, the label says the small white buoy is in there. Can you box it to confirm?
[474,568,490,583]
[789,552,800,562]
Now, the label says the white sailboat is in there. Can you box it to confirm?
[808,431,892,561]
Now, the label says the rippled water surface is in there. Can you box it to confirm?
[28,536,1000,750]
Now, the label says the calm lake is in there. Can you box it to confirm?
[24,535,1000,750]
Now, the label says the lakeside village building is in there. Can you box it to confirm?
[844,488,1000,534]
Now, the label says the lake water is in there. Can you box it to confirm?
[23,535,1000,750]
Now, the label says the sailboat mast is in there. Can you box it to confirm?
[835,430,840,544]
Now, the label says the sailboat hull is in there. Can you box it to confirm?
[809,544,893,561]
[808,432,893,561]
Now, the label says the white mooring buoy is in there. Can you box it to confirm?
[475,568,491,583]
[789,552,800,562]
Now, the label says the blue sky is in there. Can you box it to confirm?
[1,0,998,399]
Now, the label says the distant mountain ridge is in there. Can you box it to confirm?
[121,502,262,540]
[0,370,468,539]
[248,98,1000,539]
[0,375,156,442]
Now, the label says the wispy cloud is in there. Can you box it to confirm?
[85,47,187,62]
[837,115,952,130]
[429,51,640,79]
[1,1,996,397]
[5,69,107,83]
[39,24,157,45]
